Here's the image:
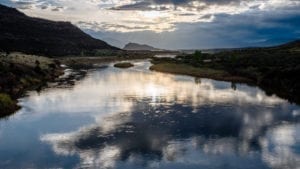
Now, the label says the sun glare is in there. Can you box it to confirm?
[145,83,166,102]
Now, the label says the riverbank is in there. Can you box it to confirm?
[0,52,63,117]
[150,62,253,83]
[0,51,161,117]
[59,52,157,69]
[150,40,300,104]
[150,60,300,104]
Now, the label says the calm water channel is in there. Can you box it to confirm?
[0,60,299,169]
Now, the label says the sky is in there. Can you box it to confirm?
[1,0,300,49]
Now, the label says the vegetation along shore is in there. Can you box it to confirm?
[0,52,63,117]
[150,40,300,104]
[114,62,134,68]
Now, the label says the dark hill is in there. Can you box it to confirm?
[0,4,119,56]
[274,40,300,50]
[123,42,162,51]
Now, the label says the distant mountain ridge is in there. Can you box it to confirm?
[274,39,300,50]
[180,39,300,54]
[0,4,118,56]
[123,42,162,51]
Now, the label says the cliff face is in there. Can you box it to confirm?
[0,4,119,56]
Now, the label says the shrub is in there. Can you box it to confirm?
[114,62,134,68]
[0,93,16,114]
[193,50,203,63]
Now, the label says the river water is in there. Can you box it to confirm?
[0,60,299,169]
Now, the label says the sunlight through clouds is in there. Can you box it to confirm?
[7,0,300,33]
[2,0,299,48]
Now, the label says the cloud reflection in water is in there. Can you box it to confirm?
[17,61,298,169]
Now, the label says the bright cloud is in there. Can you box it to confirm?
[1,0,299,48]
[6,0,300,33]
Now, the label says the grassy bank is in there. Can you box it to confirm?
[151,40,300,104]
[0,51,174,117]
[60,55,151,69]
[0,93,18,117]
[150,62,253,83]
[0,52,63,117]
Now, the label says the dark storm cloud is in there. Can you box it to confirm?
[12,1,35,9]
[151,0,246,5]
[0,0,11,6]
[87,9,300,49]
[111,1,153,10]
[111,0,249,11]
[101,23,152,30]
[2,0,64,11]
[78,21,153,32]
[199,14,212,19]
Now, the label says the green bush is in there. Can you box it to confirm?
[193,50,203,63]
[0,93,15,114]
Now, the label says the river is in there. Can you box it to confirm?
[0,60,299,169]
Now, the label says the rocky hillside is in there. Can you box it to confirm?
[0,4,119,56]
[123,42,162,51]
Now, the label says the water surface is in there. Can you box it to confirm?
[0,61,299,169]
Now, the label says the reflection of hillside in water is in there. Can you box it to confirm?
[17,62,298,169]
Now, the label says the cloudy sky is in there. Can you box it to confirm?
[1,0,300,49]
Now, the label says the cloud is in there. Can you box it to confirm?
[7,0,300,33]
[1,0,299,48]
[8,0,65,11]
[111,0,244,10]
[88,8,300,49]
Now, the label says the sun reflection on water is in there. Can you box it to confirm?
[7,61,300,169]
